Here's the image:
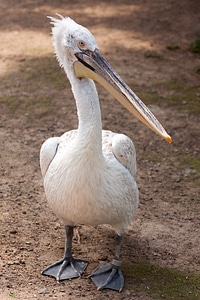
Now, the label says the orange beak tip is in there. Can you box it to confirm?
[166,135,172,144]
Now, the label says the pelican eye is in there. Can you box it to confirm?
[78,40,86,49]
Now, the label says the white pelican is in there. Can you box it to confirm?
[40,15,171,291]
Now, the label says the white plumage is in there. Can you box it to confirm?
[40,16,171,291]
[40,129,138,233]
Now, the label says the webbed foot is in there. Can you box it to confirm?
[89,259,124,291]
[42,257,88,281]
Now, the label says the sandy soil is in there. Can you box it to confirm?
[0,1,199,299]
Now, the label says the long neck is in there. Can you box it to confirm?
[68,69,103,154]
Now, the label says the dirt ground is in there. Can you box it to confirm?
[0,0,200,299]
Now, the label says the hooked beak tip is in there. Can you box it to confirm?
[166,135,172,144]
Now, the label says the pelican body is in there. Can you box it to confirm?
[40,16,171,291]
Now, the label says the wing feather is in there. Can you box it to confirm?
[102,130,136,177]
[40,130,77,177]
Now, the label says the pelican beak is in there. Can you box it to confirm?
[74,49,172,143]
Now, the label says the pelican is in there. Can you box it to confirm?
[40,15,171,291]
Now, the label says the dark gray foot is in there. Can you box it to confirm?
[90,259,124,291]
[42,257,88,281]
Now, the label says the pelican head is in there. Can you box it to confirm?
[49,15,172,143]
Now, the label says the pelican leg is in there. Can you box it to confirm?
[42,225,88,281]
[89,234,124,291]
